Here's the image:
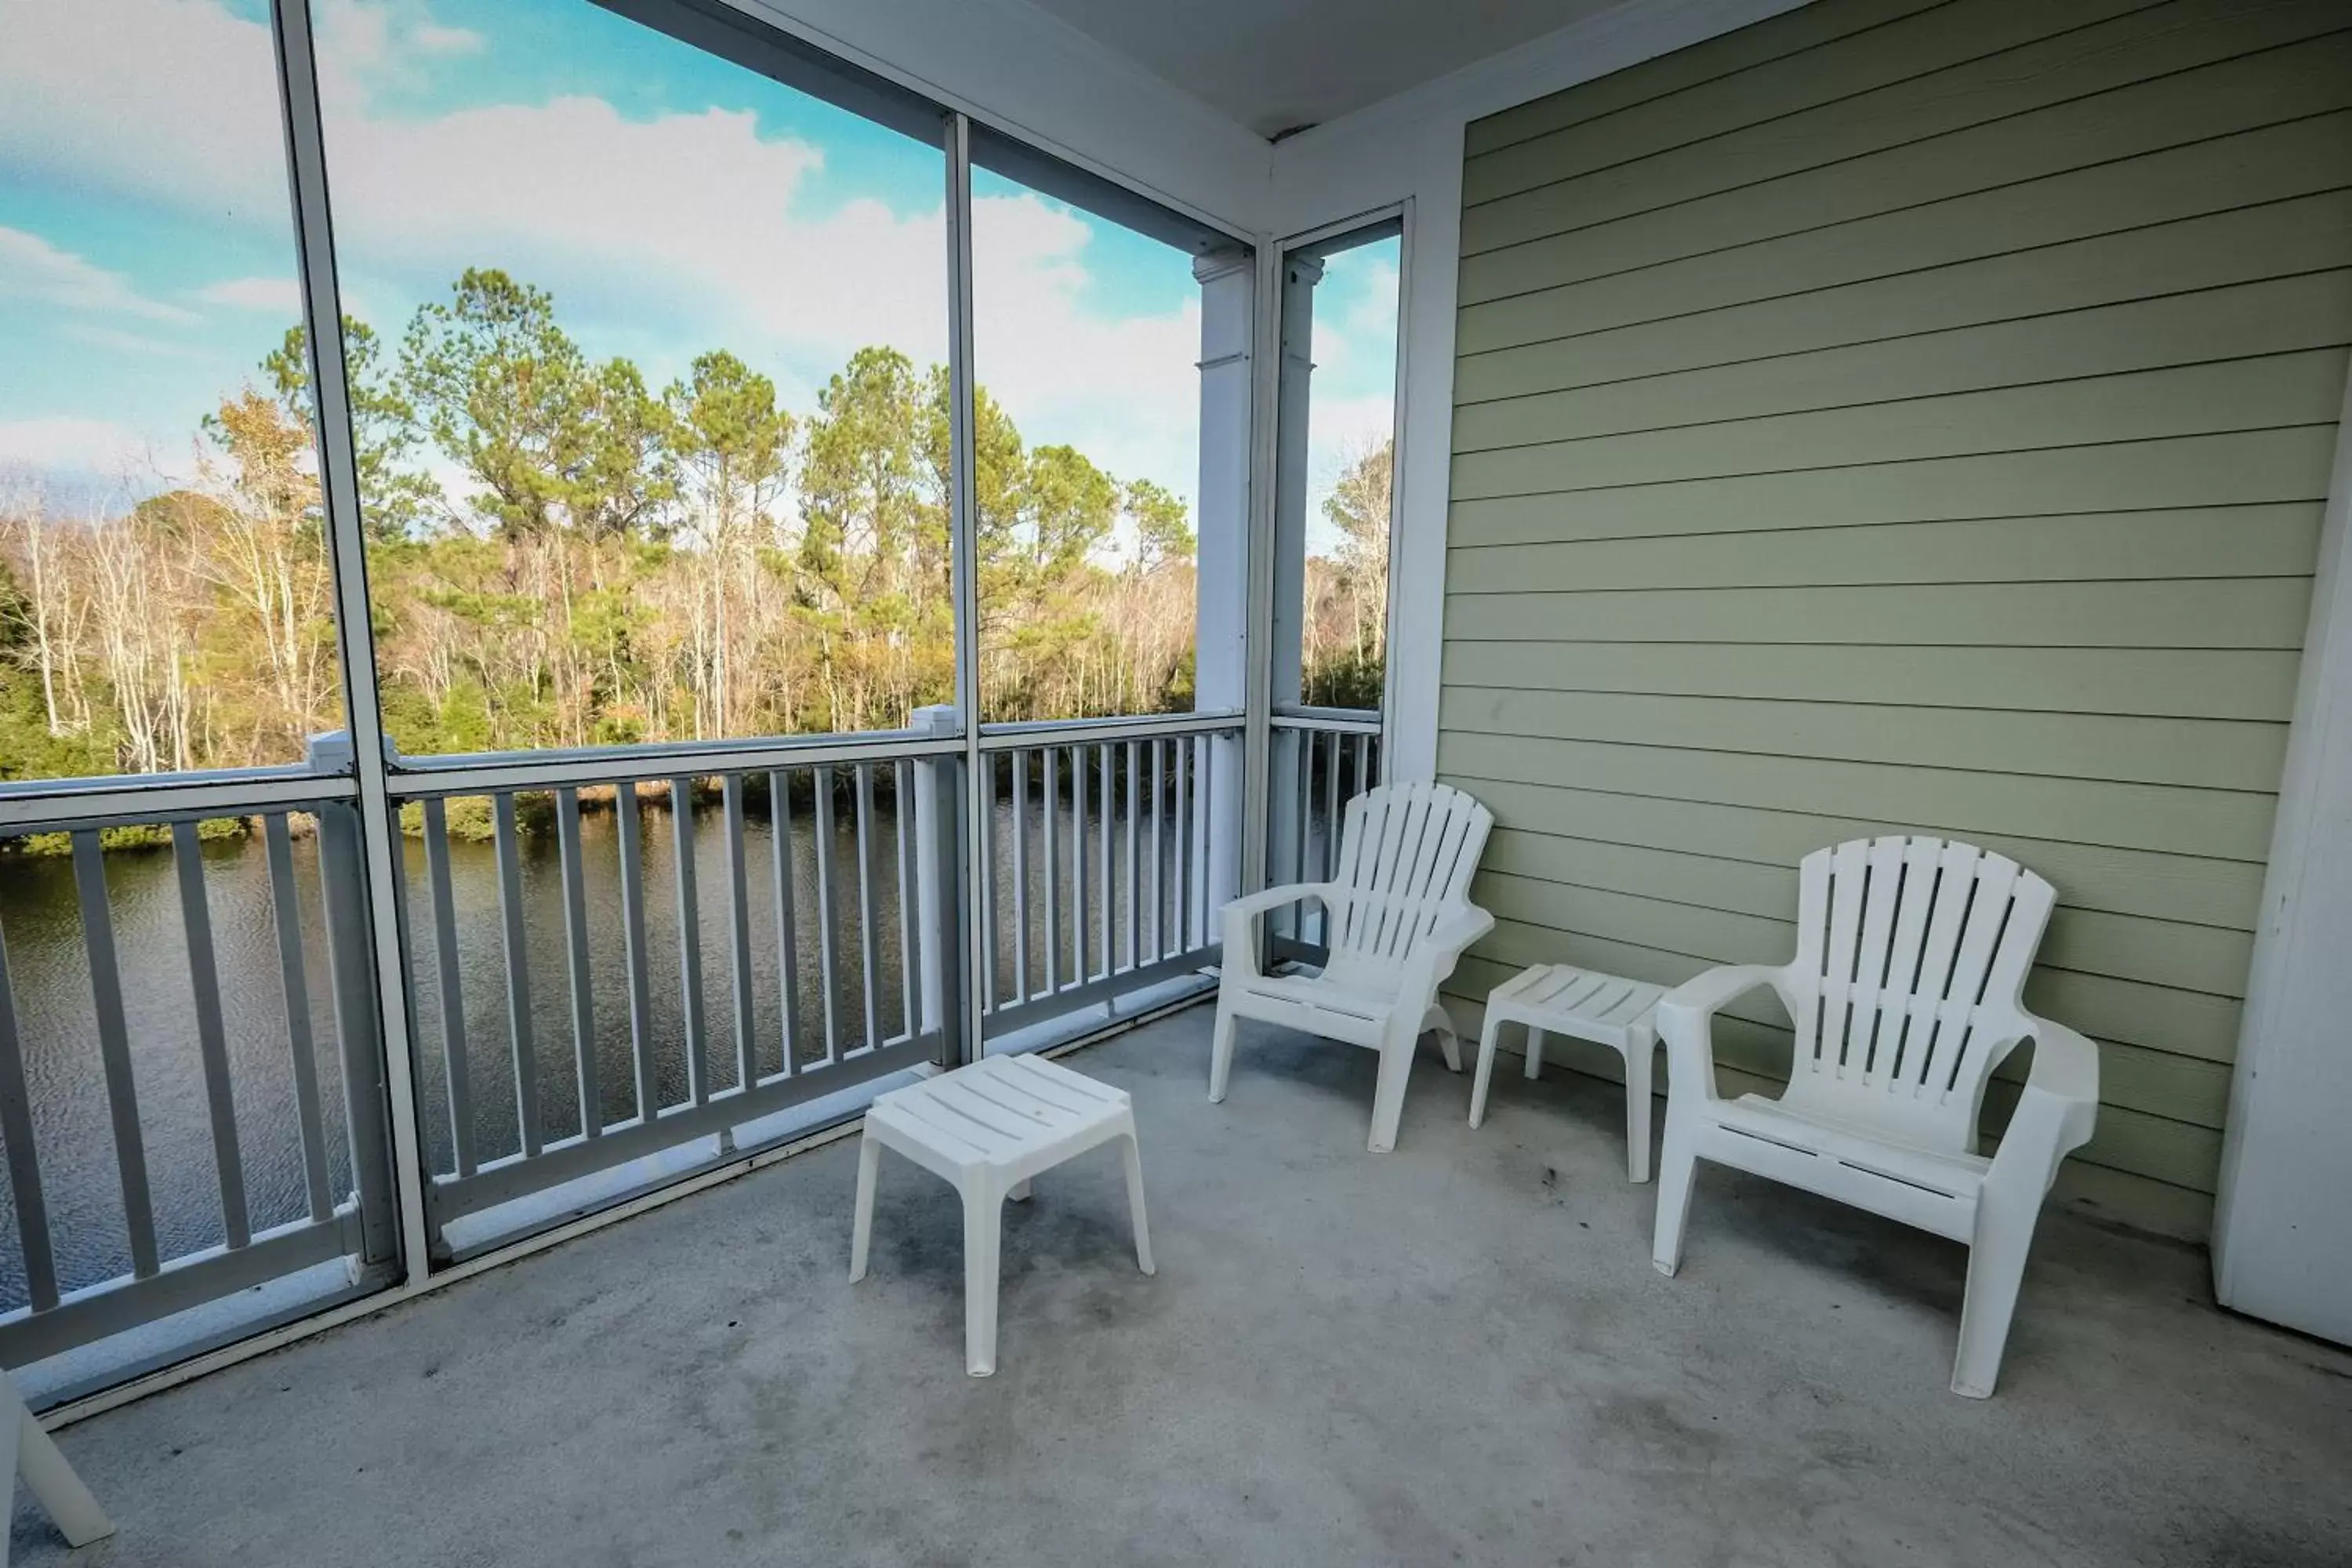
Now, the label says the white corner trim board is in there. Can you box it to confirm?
[2212,352,2352,1346]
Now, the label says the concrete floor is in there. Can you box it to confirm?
[17,1007,2352,1567]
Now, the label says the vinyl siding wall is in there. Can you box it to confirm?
[1438,0,2352,1237]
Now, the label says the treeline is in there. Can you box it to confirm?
[0,267,1388,782]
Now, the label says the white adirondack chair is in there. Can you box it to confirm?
[1651,835,2100,1398]
[1209,782,1495,1152]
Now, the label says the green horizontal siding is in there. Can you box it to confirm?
[1443,0,2352,1234]
[1463,0,2343,216]
[1456,113,2352,350]
[1457,191,2352,401]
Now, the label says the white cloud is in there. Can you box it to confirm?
[197,276,305,314]
[0,226,199,323]
[0,1,291,225]
[59,323,214,359]
[0,417,194,490]
[971,192,1201,496]
[1303,391,1395,553]
[0,0,1208,501]
[410,22,483,53]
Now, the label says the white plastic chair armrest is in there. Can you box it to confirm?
[1988,1017,2101,1195]
[1219,883,1342,982]
[1654,964,1782,1104]
[1384,903,1494,1044]
[1402,903,1494,993]
[2019,1014,2100,1112]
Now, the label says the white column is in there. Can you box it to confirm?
[1264,253,1324,899]
[1269,252,1323,713]
[910,704,960,1056]
[1194,247,1253,914]
[2214,368,2352,1345]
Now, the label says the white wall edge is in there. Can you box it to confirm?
[2212,348,2352,1342]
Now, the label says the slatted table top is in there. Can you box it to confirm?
[1486,964,1664,1043]
[869,1054,1131,1168]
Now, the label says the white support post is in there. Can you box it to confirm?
[1269,252,1323,714]
[943,111,984,1064]
[270,0,433,1287]
[1263,252,1324,898]
[910,705,960,1062]
[1194,247,1254,916]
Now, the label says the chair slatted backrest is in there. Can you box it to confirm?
[1780,836,2056,1153]
[1320,783,1492,988]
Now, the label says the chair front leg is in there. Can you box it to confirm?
[1623,1024,1655,1185]
[1469,1011,1505,1129]
[1651,1097,1701,1276]
[1119,1127,1155,1276]
[848,1134,882,1281]
[1424,1003,1462,1073]
[1952,1100,2073,1398]
[1207,991,1240,1102]
[1367,1015,1421,1153]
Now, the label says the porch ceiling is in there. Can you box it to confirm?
[1014,0,1618,138]
[19,1008,2350,1566]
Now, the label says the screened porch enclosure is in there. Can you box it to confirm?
[0,0,1397,1407]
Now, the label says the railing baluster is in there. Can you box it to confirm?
[1173,739,1192,953]
[671,778,706,1106]
[421,797,477,1176]
[769,770,802,1078]
[1354,729,1372,798]
[0,906,58,1311]
[492,793,543,1159]
[1043,747,1061,995]
[615,783,660,1122]
[1192,735,1210,949]
[978,755,996,1014]
[263,815,334,1224]
[1294,729,1312,890]
[1123,739,1139,973]
[1100,743,1114,980]
[1199,732,1218,948]
[1011,750,1029,1004]
[73,831,157,1279]
[854,762,880,1052]
[813,766,841,1063]
[895,759,917,1041]
[554,788,601,1138]
[1322,731,1341,887]
[1070,744,1087,987]
[722,775,757,1092]
[172,821,249,1250]
[1149,738,1165,961]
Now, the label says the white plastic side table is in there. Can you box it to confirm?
[1470,964,1664,1182]
[850,1053,1153,1376]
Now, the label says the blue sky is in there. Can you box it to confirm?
[0,0,1397,549]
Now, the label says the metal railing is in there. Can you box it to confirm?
[1267,708,1384,964]
[384,721,962,1256]
[977,713,1242,1040]
[0,784,399,1368]
[0,708,1255,1378]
